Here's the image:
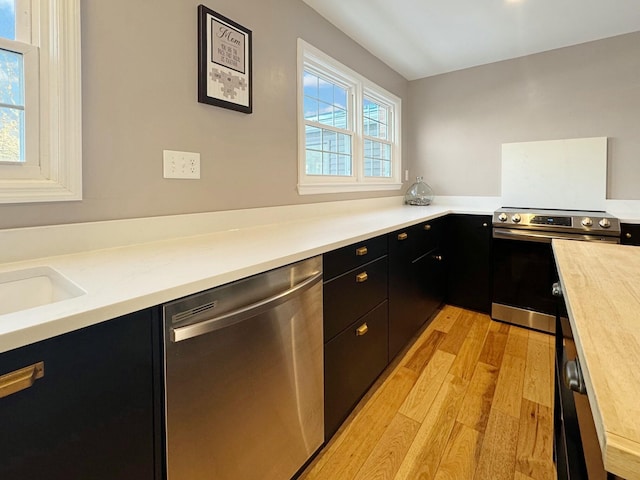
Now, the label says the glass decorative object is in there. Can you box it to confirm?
[404,176,434,206]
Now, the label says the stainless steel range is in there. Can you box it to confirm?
[491,208,620,334]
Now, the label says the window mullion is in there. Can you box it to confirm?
[352,83,363,182]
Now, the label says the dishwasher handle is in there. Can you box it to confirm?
[170,271,322,343]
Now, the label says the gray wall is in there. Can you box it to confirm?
[0,0,409,229]
[407,31,640,199]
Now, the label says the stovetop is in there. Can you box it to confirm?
[493,207,621,236]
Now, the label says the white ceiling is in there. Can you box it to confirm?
[301,0,640,80]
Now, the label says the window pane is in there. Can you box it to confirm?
[303,71,318,99]
[334,86,347,109]
[322,129,337,152]
[0,105,23,162]
[318,77,333,104]
[363,97,390,141]
[0,1,15,40]
[305,125,321,151]
[305,150,322,175]
[364,140,391,178]
[337,133,350,154]
[334,107,347,129]
[317,100,333,127]
[304,96,318,122]
[0,48,23,105]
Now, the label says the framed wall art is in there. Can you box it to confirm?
[198,5,252,113]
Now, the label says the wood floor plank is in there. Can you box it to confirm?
[352,413,420,480]
[439,310,476,355]
[433,422,484,480]
[504,326,530,359]
[492,353,527,418]
[456,361,500,433]
[449,314,491,381]
[516,399,554,480]
[474,408,520,480]
[402,329,446,373]
[394,374,469,480]
[428,305,464,333]
[478,321,510,367]
[514,472,536,480]
[301,307,556,480]
[523,334,554,408]
[399,349,456,422]
[301,366,419,479]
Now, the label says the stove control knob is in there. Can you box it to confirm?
[599,218,611,229]
[511,214,521,223]
[581,217,593,227]
[498,213,508,222]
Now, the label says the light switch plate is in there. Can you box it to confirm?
[163,150,201,179]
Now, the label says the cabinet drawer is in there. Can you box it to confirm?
[323,256,388,341]
[324,300,388,440]
[389,219,442,262]
[323,235,387,280]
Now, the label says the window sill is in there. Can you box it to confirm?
[297,182,403,195]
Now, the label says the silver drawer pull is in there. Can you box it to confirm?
[0,361,45,399]
[355,323,368,336]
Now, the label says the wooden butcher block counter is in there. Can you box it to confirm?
[553,239,640,480]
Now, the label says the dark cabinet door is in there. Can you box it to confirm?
[445,214,492,313]
[0,310,158,480]
[388,219,446,361]
[324,300,388,440]
[621,223,640,246]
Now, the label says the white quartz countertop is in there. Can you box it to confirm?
[0,197,499,353]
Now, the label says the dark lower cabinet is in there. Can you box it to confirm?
[621,223,640,246]
[445,214,492,313]
[324,300,388,440]
[0,309,159,480]
[322,235,389,442]
[388,219,445,360]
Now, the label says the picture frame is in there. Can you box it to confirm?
[197,5,252,113]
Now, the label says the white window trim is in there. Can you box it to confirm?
[297,39,402,195]
[0,0,82,204]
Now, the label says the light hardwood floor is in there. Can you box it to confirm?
[300,305,556,480]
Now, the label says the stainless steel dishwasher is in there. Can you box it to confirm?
[163,256,324,480]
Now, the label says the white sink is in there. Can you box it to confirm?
[0,266,86,315]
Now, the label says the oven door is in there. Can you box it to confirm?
[492,228,559,333]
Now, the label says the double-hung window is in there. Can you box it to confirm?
[0,0,82,203]
[297,39,402,194]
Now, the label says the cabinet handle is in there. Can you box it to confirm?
[355,246,368,256]
[0,361,45,399]
[397,232,408,241]
[355,323,369,336]
[356,272,368,283]
[423,224,431,231]
[432,254,443,261]
[626,232,632,239]
[482,223,488,227]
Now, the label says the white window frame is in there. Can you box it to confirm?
[0,0,82,204]
[297,39,402,195]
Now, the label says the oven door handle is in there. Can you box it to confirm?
[493,229,556,243]
[492,228,619,244]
